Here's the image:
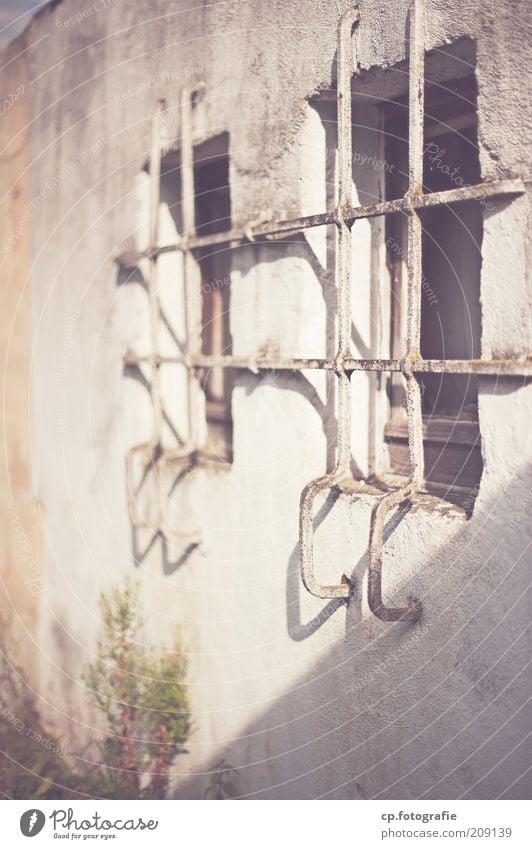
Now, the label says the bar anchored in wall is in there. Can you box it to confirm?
[118,2,529,619]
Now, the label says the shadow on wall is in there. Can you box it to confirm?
[118,89,380,557]
[175,458,532,800]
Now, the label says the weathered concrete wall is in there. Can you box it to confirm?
[1,0,530,798]
[0,33,43,678]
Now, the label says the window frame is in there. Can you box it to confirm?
[382,72,485,506]
[120,4,528,619]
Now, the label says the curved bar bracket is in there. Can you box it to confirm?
[367,486,422,621]
[125,441,200,547]
[125,442,162,529]
[299,473,352,600]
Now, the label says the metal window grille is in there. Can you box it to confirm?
[120,2,528,621]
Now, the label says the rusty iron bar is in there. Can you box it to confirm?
[128,353,337,371]
[368,483,420,621]
[299,6,360,600]
[402,358,532,376]
[405,0,425,487]
[116,178,524,268]
[124,350,532,376]
[366,0,425,623]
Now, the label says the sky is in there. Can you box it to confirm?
[0,0,48,47]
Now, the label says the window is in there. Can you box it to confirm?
[194,135,233,463]
[120,11,526,614]
[383,72,484,504]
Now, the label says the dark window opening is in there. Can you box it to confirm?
[384,73,483,503]
[194,136,233,463]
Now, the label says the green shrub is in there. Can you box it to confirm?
[0,578,190,799]
[84,577,191,798]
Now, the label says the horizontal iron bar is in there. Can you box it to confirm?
[406,358,532,376]
[124,352,335,371]
[116,177,525,266]
[124,351,532,376]
[344,178,525,223]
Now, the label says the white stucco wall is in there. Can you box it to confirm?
[3,0,530,798]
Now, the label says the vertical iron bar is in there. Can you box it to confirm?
[299,7,359,600]
[406,0,425,489]
[408,0,425,197]
[366,1,424,621]
[336,7,357,475]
